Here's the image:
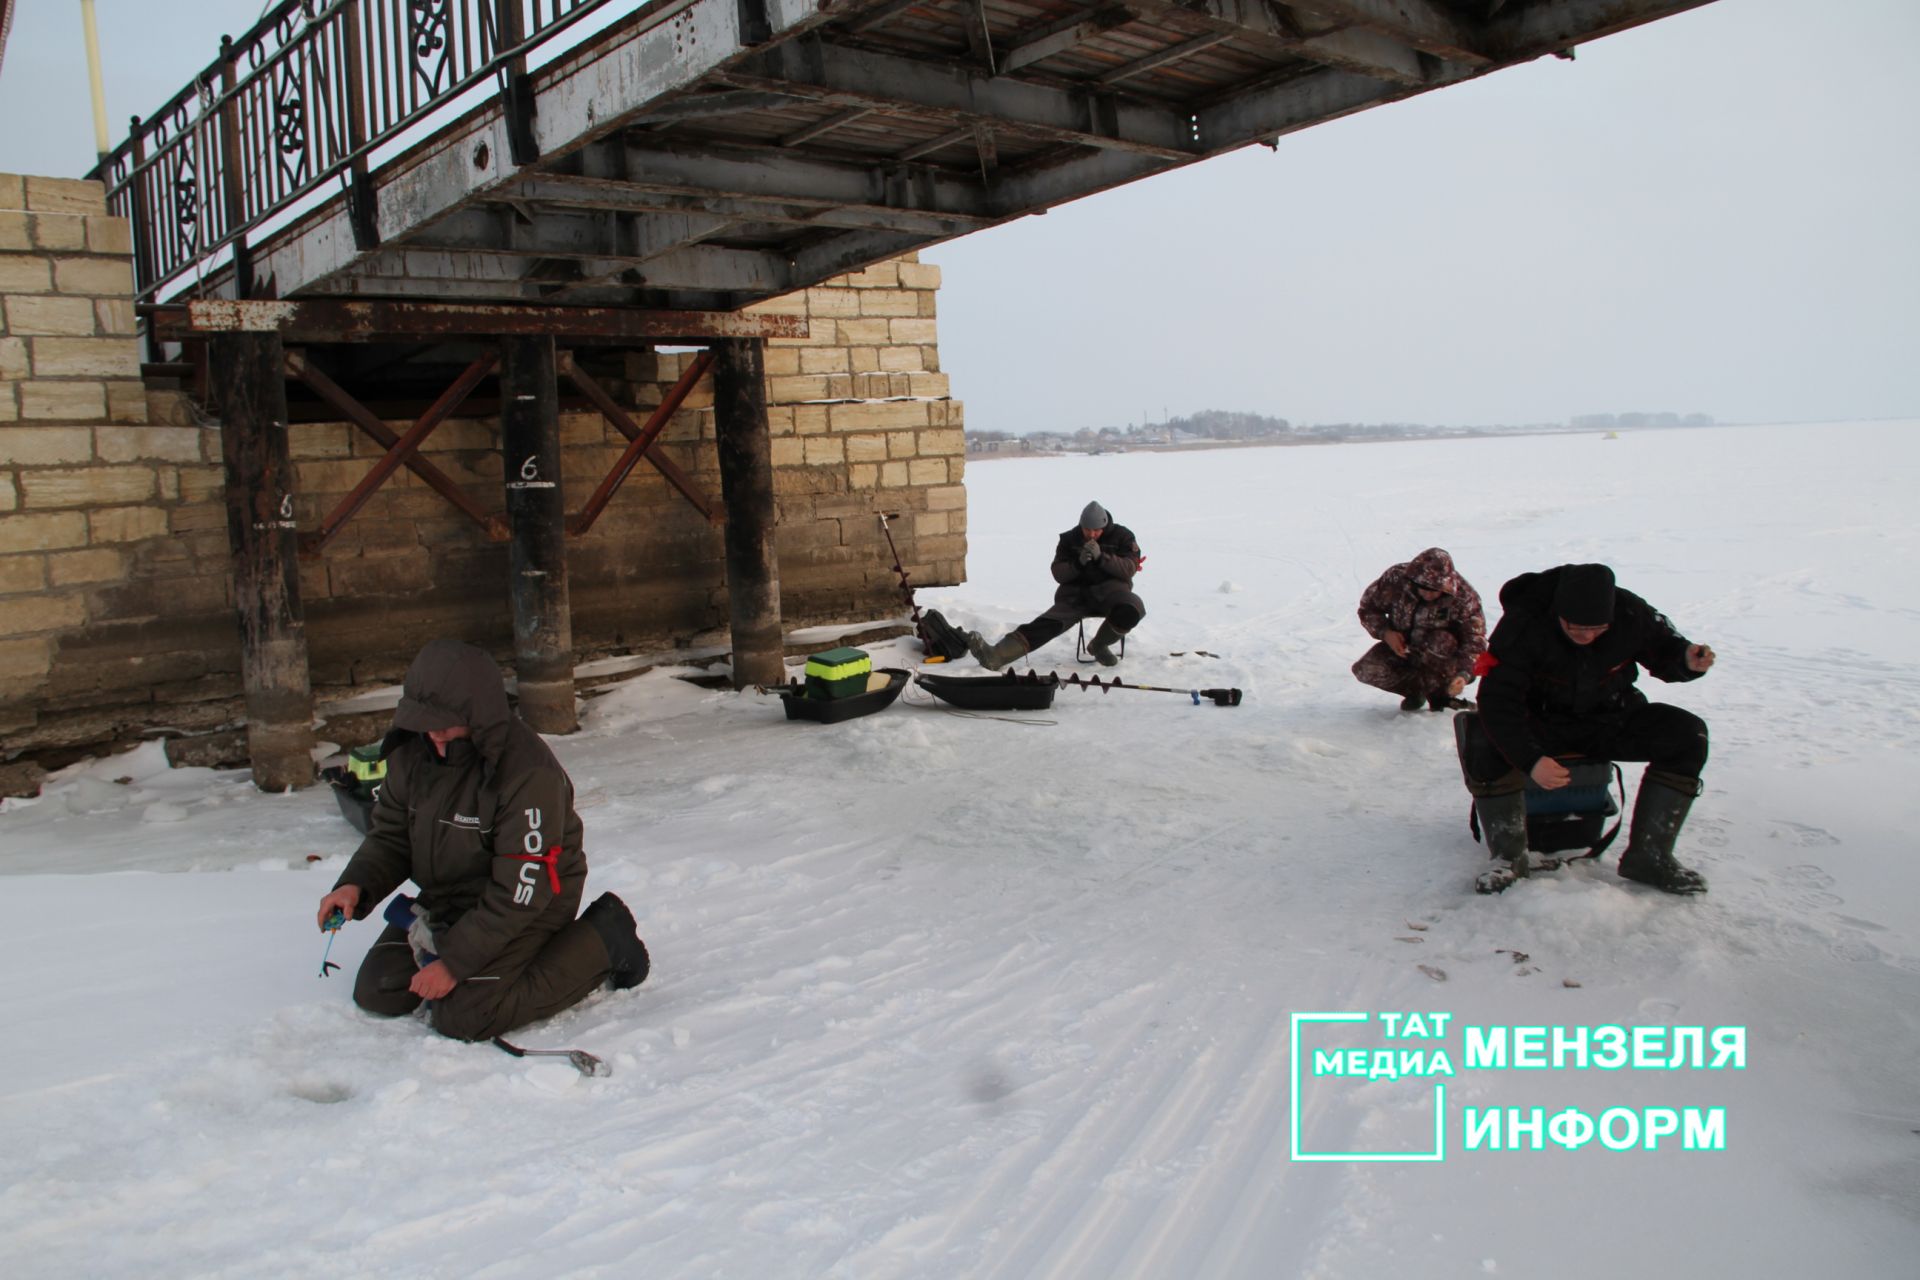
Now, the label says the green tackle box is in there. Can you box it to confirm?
[345,742,387,788]
[804,647,872,699]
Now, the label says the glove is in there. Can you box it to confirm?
[383,893,440,967]
[1077,539,1102,565]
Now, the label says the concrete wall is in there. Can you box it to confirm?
[0,174,966,788]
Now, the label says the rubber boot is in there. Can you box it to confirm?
[1617,771,1708,895]
[581,892,651,990]
[1473,786,1531,894]
[967,630,1029,672]
[1087,620,1123,667]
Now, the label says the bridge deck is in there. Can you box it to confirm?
[96,0,1713,316]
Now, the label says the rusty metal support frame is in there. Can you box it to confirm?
[139,295,802,545]
[560,351,720,529]
[145,298,808,345]
[284,350,509,543]
[298,351,500,555]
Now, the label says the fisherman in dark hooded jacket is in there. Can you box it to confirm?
[967,500,1145,669]
[1460,564,1716,895]
[315,639,650,1041]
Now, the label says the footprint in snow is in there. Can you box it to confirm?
[1831,932,1884,964]
[1690,816,1732,849]
[1773,823,1840,848]
[287,1079,354,1105]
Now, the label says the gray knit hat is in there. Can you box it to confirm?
[1079,501,1110,531]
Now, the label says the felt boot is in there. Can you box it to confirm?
[967,630,1029,672]
[1473,787,1532,894]
[581,892,652,990]
[1617,771,1708,895]
[1087,621,1123,667]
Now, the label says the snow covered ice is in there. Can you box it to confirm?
[2,421,1918,1278]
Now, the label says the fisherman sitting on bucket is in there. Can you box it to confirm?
[969,500,1145,670]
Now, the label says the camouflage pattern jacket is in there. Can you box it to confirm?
[1356,547,1487,678]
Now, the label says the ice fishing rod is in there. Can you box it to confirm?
[318,908,345,977]
[1032,670,1243,707]
[492,1036,612,1078]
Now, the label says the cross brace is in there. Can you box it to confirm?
[560,352,721,525]
[297,352,499,556]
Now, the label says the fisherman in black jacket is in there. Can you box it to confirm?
[968,500,1145,669]
[1461,564,1716,895]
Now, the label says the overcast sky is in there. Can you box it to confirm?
[2,0,1914,430]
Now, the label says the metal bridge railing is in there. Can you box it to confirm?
[88,0,621,303]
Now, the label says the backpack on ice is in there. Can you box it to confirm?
[1452,711,1624,859]
[917,608,971,661]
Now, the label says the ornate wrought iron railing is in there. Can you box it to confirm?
[89,0,621,302]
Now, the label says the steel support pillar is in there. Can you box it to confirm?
[499,335,577,733]
[211,331,316,791]
[711,338,785,687]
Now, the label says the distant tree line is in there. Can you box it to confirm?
[1570,411,1715,428]
[964,408,1715,452]
[1156,409,1293,439]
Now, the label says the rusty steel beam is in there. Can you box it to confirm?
[567,350,718,537]
[299,352,500,556]
[842,0,927,36]
[999,6,1140,75]
[558,352,719,524]
[284,350,509,542]
[778,106,877,149]
[1125,0,1430,85]
[1096,31,1234,85]
[148,299,808,344]
[1290,0,1490,64]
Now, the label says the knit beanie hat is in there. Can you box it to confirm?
[1553,564,1617,626]
[1079,501,1110,531]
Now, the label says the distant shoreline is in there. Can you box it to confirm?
[961,417,1905,462]
[965,424,1670,462]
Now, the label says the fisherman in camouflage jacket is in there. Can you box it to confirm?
[1352,547,1487,712]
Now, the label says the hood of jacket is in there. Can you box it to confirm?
[385,639,515,766]
[1498,565,1577,619]
[1407,547,1464,596]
